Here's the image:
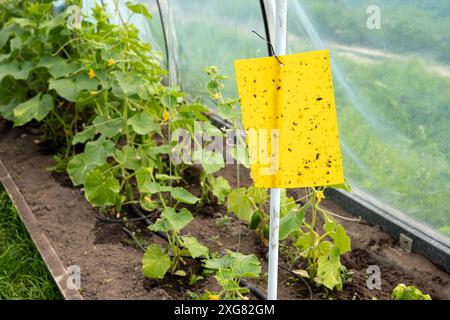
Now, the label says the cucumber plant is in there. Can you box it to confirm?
[143,206,209,279]
[0,1,223,215]
[0,0,87,160]
[289,186,352,291]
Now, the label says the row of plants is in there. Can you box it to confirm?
[0,0,430,300]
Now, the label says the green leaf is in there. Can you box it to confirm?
[214,269,242,290]
[205,251,261,279]
[181,236,209,258]
[179,103,209,121]
[126,1,153,20]
[295,231,312,251]
[72,126,95,145]
[202,122,223,136]
[329,180,352,192]
[149,207,193,233]
[198,150,224,174]
[227,188,253,222]
[84,168,120,206]
[0,28,10,50]
[280,191,296,216]
[93,115,123,138]
[204,254,235,270]
[37,56,80,78]
[136,168,173,194]
[142,244,170,279]
[49,73,98,102]
[0,62,34,81]
[229,252,261,278]
[279,208,305,240]
[160,94,178,109]
[230,134,250,168]
[13,93,53,126]
[0,98,20,121]
[324,221,351,254]
[170,187,200,204]
[10,17,34,29]
[128,111,160,135]
[316,246,342,290]
[111,70,142,97]
[0,54,10,63]
[67,153,96,186]
[136,168,153,192]
[114,146,141,171]
[247,187,267,206]
[84,136,115,166]
[0,76,26,120]
[141,145,172,157]
[217,103,234,120]
[391,284,431,300]
[9,37,22,52]
[210,176,231,204]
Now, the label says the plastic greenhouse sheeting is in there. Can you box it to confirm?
[285,0,449,241]
[168,0,267,98]
[83,0,449,242]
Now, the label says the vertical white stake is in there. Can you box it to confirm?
[267,0,287,301]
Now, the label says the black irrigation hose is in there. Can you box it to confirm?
[127,205,168,241]
[122,226,146,252]
[279,265,313,299]
[239,279,267,300]
[94,212,154,224]
[128,204,268,300]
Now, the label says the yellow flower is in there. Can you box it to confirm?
[162,111,170,122]
[316,190,325,202]
[143,196,152,203]
[208,294,220,300]
[90,91,97,97]
[211,92,220,100]
[107,58,115,66]
[88,68,96,79]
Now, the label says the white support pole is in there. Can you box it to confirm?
[268,188,281,300]
[267,0,287,301]
[275,0,288,57]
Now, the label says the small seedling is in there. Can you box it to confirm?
[142,207,209,279]
[204,250,261,300]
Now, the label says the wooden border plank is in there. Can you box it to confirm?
[0,160,83,300]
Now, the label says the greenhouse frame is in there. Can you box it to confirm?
[0,0,448,303]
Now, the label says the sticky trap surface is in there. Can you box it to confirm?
[234,49,344,188]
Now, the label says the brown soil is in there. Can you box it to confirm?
[0,127,449,300]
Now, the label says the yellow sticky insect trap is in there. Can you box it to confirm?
[234,49,344,188]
